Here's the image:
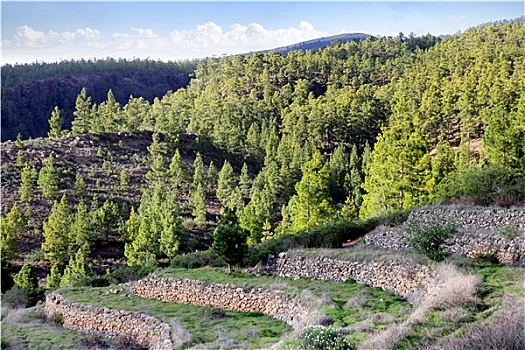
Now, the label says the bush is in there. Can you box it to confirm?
[441,164,525,207]
[72,276,111,287]
[406,216,457,261]
[299,325,356,350]
[243,219,375,267]
[170,249,224,269]
[108,265,140,284]
[2,286,45,308]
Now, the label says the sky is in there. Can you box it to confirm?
[2,1,524,65]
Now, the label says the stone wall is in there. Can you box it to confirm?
[43,292,172,350]
[365,208,525,265]
[408,208,525,232]
[265,252,432,299]
[130,275,313,329]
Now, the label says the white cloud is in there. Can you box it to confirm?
[2,21,328,64]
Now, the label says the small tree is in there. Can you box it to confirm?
[191,183,207,228]
[74,172,87,198]
[406,216,457,261]
[42,195,71,264]
[46,262,63,289]
[48,106,65,138]
[69,201,92,253]
[37,153,60,200]
[1,204,25,260]
[20,163,37,204]
[13,264,38,291]
[60,243,93,287]
[212,208,248,273]
[216,160,237,208]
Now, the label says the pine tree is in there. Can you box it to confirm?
[212,208,248,273]
[37,153,59,200]
[217,160,237,207]
[42,195,71,264]
[15,133,23,148]
[13,264,38,291]
[74,172,87,198]
[46,262,63,289]
[239,163,252,197]
[20,163,37,204]
[342,144,363,217]
[48,106,65,138]
[328,144,348,203]
[0,204,25,261]
[15,150,26,168]
[360,124,432,219]
[119,168,129,190]
[191,183,207,228]
[123,207,139,242]
[288,151,335,232]
[191,152,206,191]
[159,191,182,259]
[125,219,156,267]
[168,149,185,190]
[69,201,92,253]
[207,161,218,195]
[71,87,93,135]
[60,243,92,287]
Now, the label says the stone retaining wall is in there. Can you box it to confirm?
[130,275,313,329]
[408,208,525,232]
[265,253,432,299]
[43,292,172,350]
[365,208,525,265]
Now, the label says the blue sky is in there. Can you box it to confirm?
[2,1,524,64]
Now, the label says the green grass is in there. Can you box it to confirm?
[1,307,104,350]
[59,285,290,349]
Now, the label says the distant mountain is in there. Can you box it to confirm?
[247,33,373,55]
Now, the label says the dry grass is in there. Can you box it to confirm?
[286,247,429,266]
[441,295,525,350]
[440,307,471,323]
[3,307,42,325]
[422,263,480,310]
[169,318,193,348]
[357,263,480,350]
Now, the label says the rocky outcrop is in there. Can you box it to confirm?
[43,292,172,350]
[130,275,313,329]
[266,252,433,299]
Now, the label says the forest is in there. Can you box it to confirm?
[1,19,525,293]
[1,58,198,141]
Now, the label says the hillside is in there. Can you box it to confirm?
[1,59,197,141]
[1,18,525,350]
[249,32,373,55]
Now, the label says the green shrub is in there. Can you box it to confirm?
[299,325,356,350]
[2,286,31,308]
[243,219,375,267]
[170,249,224,269]
[52,312,64,325]
[440,164,525,207]
[406,216,457,261]
[109,265,140,284]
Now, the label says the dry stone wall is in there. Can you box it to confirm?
[130,275,313,329]
[265,252,433,299]
[44,292,172,350]
[365,208,525,265]
[407,208,525,232]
